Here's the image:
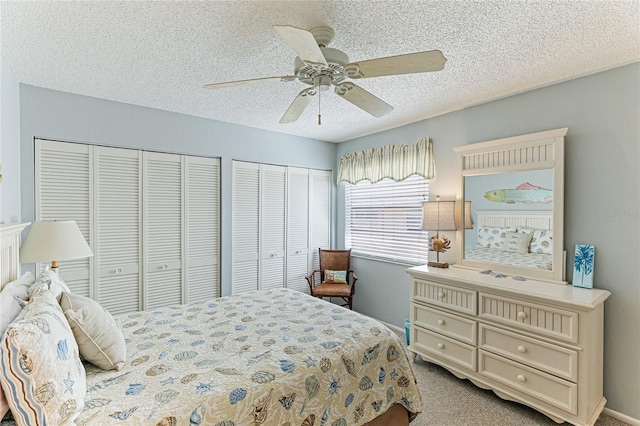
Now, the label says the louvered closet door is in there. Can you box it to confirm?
[286,167,310,293]
[260,164,286,290]
[144,152,183,309]
[309,169,332,270]
[35,139,93,296]
[232,161,260,294]
[95,146,142,315]
[185,156,220,303]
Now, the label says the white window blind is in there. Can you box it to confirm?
[345,175,429,264]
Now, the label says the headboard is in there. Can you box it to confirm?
[1,223,30,288]
[475,210,553,231]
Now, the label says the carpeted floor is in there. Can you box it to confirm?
[393,330,628,426]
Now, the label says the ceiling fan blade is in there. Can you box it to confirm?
[273,25,328,69]
[204,75,297,89]
[334,82,393,118]
[279,87,316,124]
[344,50,446,79]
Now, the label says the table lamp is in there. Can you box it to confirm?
[19,220,93,273]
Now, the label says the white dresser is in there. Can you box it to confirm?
[406,265,610,426]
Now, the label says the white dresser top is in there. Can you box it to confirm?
[406,264,610,311]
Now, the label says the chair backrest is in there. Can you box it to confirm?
[319,249,351,273]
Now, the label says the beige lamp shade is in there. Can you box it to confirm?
[421,199,456,231]
[19,221,93,269]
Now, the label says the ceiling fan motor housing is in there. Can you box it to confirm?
[294,47,349,86]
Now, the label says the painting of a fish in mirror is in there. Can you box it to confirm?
[484,182,553,204]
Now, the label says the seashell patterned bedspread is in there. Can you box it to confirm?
[72,289,422,425]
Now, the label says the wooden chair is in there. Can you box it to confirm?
[305,248,357,310]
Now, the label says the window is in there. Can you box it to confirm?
[345,175,429,264]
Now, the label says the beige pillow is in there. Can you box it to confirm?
[59,292,126,371]
[501,231,533,254]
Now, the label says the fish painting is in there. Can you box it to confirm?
[484,182,553,204]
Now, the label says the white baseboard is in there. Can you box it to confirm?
[603,408,640,425]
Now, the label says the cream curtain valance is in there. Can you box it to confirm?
[337,138,434,184]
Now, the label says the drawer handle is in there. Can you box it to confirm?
[517,374,526,383]
[437,319,445,326]
[437,292,445,299]
[115,268,122,274]
[162,264,168,270]
[437,343,444,349]
[517,345,527,353]
[517,311,527,320]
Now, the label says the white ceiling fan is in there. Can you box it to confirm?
[204,25,447,124]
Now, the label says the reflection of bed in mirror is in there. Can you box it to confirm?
[465,210,553,270]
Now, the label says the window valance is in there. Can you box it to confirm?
[337,138,434,184]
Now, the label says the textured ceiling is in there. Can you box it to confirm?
[1,1,638,143]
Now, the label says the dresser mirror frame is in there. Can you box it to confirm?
[453,128,567,283]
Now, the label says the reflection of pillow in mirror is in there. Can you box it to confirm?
[476,226,516,249]
[501,231,532,254]
[519,228,553,255]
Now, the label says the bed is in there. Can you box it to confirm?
[0,223,422,425]
[465,210,553,270]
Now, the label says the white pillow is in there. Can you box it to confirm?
[501,231,533,254]
[0,272,35,338]
[59,292,126,371]
[29,270,71,301]
[0,288,86,425]
[476,226,516,249]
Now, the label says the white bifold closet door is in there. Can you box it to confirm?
[310,169,332,271]
[143,152,183,310]
[231,161,331,294]
[35,139,219,314]
[232,161,260,293]
[286,167,310,294]
[35,140,93,297]
[260,164,287,290]
[184,156,220,303]
[95,146,142,315]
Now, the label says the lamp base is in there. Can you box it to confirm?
[428,261,449,269]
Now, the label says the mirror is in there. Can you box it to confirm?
[454,128,567,283]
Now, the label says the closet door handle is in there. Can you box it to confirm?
[162,264,168,270]
[115,268,122,274]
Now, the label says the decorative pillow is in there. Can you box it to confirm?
[29,270,71,301]
[501,231,533,254]
[520,228,553,255]
[0,288,86,426]
[476,226,516,249]
[0,272,35,338]
[324,270,348,284]
[0,272,35,420]
[59,292,126,371]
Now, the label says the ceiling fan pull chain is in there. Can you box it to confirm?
[318,86,322,125]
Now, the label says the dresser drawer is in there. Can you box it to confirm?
[479,293,578,343]
[479,324,577,382]
[479,350,577,414]
[413,278,477,315]
[413,327,476,371]
[413,304,476,345]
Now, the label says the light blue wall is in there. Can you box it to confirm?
[337,63,640,419]
[0,53,21,223]
[18,85,336,296]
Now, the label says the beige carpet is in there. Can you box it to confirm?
[407,353,627,426]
